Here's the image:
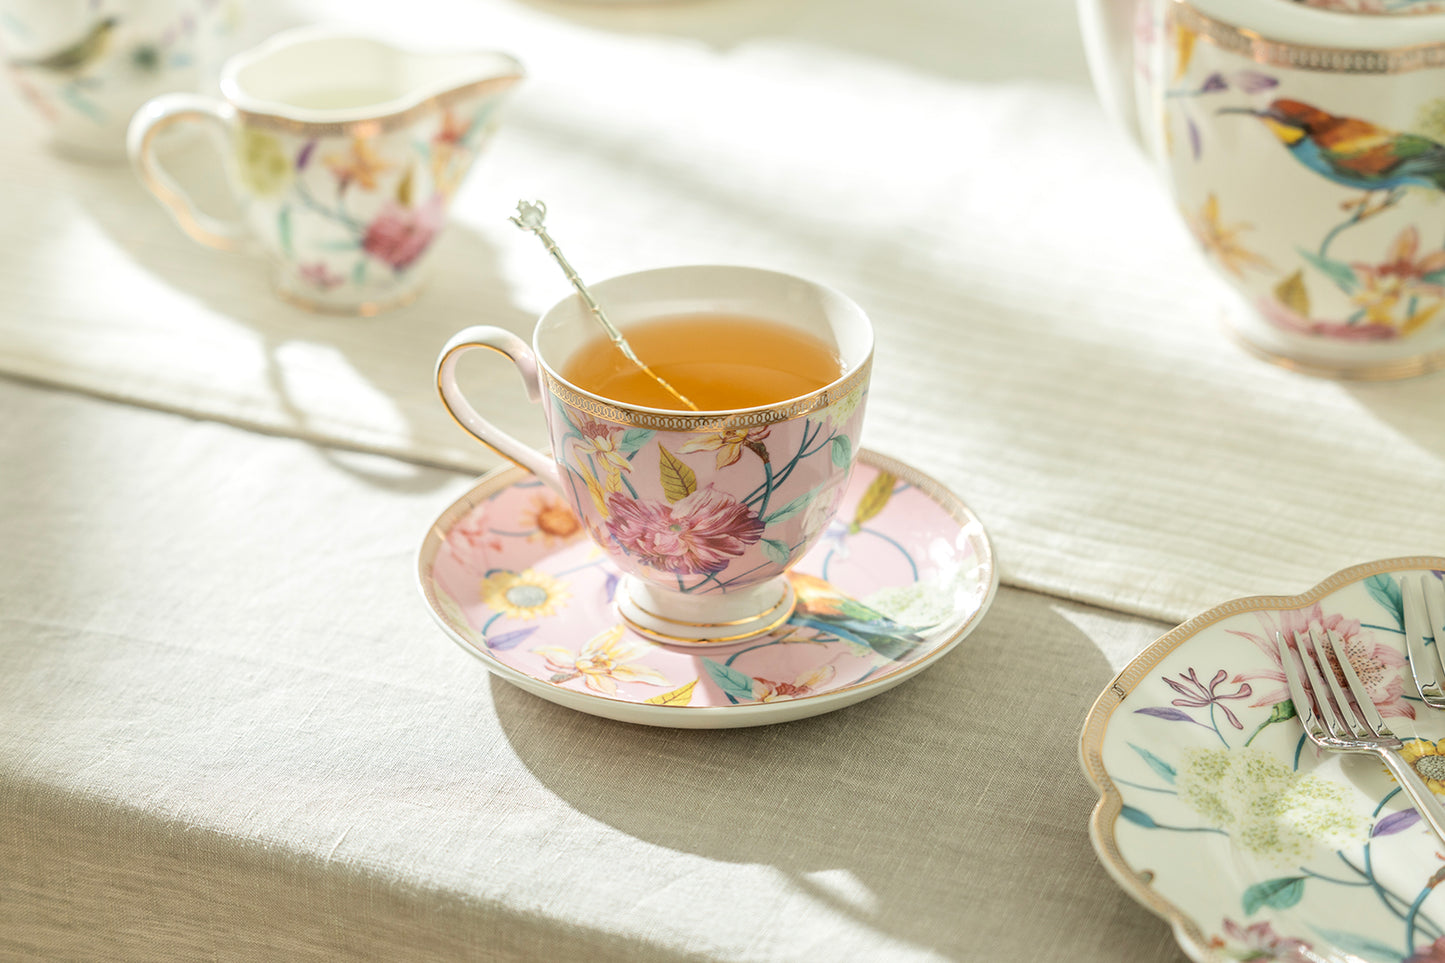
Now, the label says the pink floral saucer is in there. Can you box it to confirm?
[417,450,997,728]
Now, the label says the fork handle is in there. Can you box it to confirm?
[1376,748,1445,845]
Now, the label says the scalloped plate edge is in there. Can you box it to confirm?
[1077,555,1445,962]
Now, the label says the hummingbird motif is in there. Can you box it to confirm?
[1220,98,1445,213]
[788,572,926,662]
[8,17,120,77]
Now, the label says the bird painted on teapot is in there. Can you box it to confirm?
[1077,0,1445,378]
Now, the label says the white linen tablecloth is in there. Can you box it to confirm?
[0,0,1440,629]
[0,378,1185,962]
[3,0,1443,959]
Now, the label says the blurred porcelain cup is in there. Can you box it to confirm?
[127,25,522,314]
[436,265,874,645]
[1079,0,1445,379]
[1,0,226,160]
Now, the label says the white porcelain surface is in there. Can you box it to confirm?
[1082,558,1445,962]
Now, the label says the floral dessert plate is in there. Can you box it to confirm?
[417,450,997,728]
[1080,558,1445,963]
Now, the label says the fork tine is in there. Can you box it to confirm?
[1276,632,1319,736]
[1422,574,1445,686]
[1404,575,1442,704]
[1323,625,1393,739]
[1297,629,1354,739]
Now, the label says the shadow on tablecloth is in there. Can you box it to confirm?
[495,584,1189,962]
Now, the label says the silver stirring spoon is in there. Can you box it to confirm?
[509,200,700,412]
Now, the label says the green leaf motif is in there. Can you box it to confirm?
[1308,929,1404,962]
[760,538,790,565]
[396,165,414,207]
[850,471,895,534]
[277,206,293,257]
[658,445,696,503]
[1119,805,1157,829]
[1242,877,1305,916]
[1298,247,1358,293]
[1364,573,1404,631]
[830,435,852,468]
[1128,743,1177,784]
[1245,699,1296,746]
[701,658,756,702]
[619,429,654,454]
[764,488,816,525]
[553,397,579,436]
[644,680,696,706]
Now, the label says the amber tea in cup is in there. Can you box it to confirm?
[436,265,873,644]
[560,313,843,411]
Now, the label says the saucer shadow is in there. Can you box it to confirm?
[55,133,534,493]
[492,587,1190,961]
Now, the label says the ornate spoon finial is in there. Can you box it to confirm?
[510,200,699,412]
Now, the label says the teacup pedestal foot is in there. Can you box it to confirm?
[617,576,797,646]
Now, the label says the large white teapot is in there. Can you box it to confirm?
[1078,0,1445,378]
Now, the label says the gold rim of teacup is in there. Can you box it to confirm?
[231,72,523,137]
[1172,0,1445,73]
[538,354,873,432]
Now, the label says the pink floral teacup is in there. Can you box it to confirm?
[436,265,874,645]
[126,25,522,314]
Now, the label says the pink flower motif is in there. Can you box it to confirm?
[298,261,345,290]
[1257,296,1398,342]
[605,488,764,575]
[1228,604,1415,720]
[1217,918,1313,962]
[1164,668,1252,730]
[362,195,445,271]
[445,509,502,567]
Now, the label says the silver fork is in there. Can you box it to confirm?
[1404,573,1445,710]
[1276,627,1445,846]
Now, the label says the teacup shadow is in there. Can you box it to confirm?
[44,138,532,491]
[490,588,1189,962]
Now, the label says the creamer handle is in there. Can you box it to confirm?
[436,327,565,495]
[128,93,252,251]
[1077,0,1144,149]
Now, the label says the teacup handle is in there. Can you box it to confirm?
[436,326,564,494]
[127,93,250,252]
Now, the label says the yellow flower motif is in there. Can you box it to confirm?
[576,465,610,518]
[478,569,569,620]
[523,494,582,544]
[1349,226,1445,334]
[577,431,631,481]
[236,129,292,197]
[680,427,770,469]
[572,421,633,499]
[1400,739,1445,795]
[324,137,395,191]
[534,625,667,695]
[1184,193,1273,279]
